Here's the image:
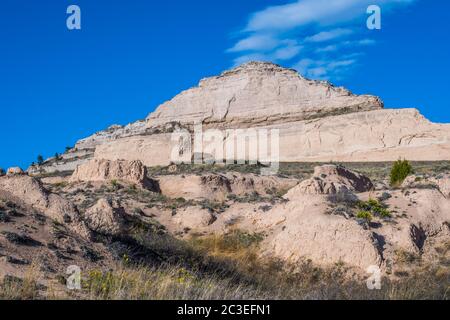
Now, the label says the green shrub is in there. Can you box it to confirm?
[390,159,413,186]
[373,207,392,218]
[357,199,392,219]
[110,179,121,190]
[356,210,373,222]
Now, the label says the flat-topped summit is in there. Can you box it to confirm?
[217,61,299,78]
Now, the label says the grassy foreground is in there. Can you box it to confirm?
[1,230,449,300]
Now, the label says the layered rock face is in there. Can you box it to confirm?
[147,62,383,128]
[28,62,450,174]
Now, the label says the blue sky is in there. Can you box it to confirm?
[0,0,449,169]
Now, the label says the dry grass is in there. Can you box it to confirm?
[0,263,41,300]
[81,264,265,300]
[75,230,450,300]
[2,233,449,300]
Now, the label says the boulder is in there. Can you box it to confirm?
[6,167,24,176]
[286,165,373,198]
[402,174,450,198]
[84,198,126,237]
[172,207,216,230]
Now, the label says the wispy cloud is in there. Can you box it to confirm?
[227,0,415,80]
[305,28,353,43]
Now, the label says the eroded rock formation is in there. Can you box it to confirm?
[69,159,157,190]
[28,62,450,174]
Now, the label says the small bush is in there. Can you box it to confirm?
[390,159,413,186]
[357,199,392,219]
[356,210,373,222]
[110,179,121,191]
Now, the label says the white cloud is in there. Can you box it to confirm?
[358,39,377,45]
[273,43,303,60]
[305,28,353,42]
[227,0,416,80]
[228,34,279,52]
[245,0,414,32]
[293,58,357,80]
[316,45,339,53]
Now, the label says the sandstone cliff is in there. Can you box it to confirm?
[28,62,450,174]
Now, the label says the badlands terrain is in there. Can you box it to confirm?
[1,62,449,299]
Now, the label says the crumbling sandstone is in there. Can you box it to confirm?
[0,175,91,239]
[70,159,157,190]
[84,198,127,237]
[285,165,373,198]
[29,62,450,174]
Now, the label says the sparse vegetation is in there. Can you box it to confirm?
[1,220,449,300]
[357,199,392,219]
[2,161,450,301]
[356,210,373,222]
[390,159,413,187]
[0,264,41,300]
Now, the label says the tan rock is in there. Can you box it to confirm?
[31,62,450,174]
[361,188,450,259]
[70,159,156,189]
[157,173,297,201]
[401,174,450,198]
[172,206,216,230]
[0,175,91,239]
[167,164,178,173]
[435,175,450,198]
[157,174,231,201]
[258,195,382,269]
[6,167,25,176]
[84,198,126,236]
[147,61,382,128]
[286,165,373,198]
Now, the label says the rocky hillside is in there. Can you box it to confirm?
[2,160,449,299]
[28,61,450,174]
